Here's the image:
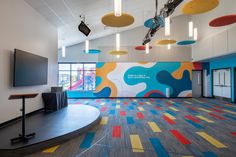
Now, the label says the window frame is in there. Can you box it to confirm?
[58,62,96,91]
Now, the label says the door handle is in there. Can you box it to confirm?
[197,73,200,85]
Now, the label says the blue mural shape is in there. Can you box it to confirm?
[156,70,192,97]
[93,87,111,97]
[96,62,105,68]
[96,76,102,87]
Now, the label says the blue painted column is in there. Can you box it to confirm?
[231,67,235,102]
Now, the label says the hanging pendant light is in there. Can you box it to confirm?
[62,46,66,57]
[116,33,120,58]
[116,33,120,51]
[85,40,89,53]
[189,21,193,37]
[165,16,170,36]
[109,33,128,56]
[114,0,122,17]
[167,44,171,50]
[194,28,198,40]
[101,0,134,27]
[145,43,150,54]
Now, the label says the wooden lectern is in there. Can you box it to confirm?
[9,93,38,144]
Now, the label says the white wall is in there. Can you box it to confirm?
[192,23,236,61]
[192,0,236,41]
[0,0,58,124]
[58,15,192,62]
[192,0,236,61]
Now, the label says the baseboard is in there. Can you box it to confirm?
[68,97,191,99]
[0,108,44,129]
[68,97,209,99]
[202,96,214,99]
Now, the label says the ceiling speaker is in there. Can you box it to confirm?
[78,21,91,36]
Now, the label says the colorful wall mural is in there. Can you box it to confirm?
[93,62,202,98]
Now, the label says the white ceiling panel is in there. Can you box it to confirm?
[24,0,185,48]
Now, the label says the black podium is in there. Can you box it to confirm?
[9,93,38,144]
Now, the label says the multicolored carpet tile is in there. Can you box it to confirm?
[28,98,236,157]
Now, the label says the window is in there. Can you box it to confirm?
[58,63,96,91]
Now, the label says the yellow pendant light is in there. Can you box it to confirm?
[182,0,219,15]
[109,50,128,55]
[157,39,176,45]
[109,33,128,56]
[101,0,134,27]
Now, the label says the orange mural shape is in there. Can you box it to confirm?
[138,62,149,65]
[172,62,195,80]
[95,63,117,97]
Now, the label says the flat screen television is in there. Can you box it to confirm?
[13,49,48,87]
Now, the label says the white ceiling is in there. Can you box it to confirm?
[24,0,185,48]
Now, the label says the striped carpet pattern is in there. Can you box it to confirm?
[27,98,236,157]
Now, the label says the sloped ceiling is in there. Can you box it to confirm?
[24,0,185,48]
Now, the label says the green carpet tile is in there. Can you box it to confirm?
[27,98,236,157]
